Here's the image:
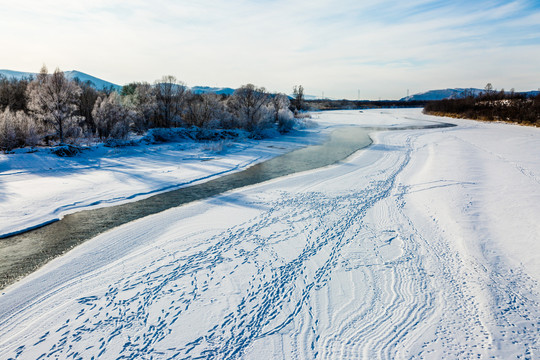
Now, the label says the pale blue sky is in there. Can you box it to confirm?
[1,0,539,99]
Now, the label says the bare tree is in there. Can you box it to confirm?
[154,75,188,128]
[0,75,30,112]
[27,66,82,143]
[293,85,305,111]
[76,80,99,134]
[185,93,228,128]
[227,84,270,131]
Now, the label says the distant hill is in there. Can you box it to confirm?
[64,71,121,91]
[400,88,484,101]
[401,88,539,101]
[0,69,35,81]
[0,69,121,91]
[191,86,235,96]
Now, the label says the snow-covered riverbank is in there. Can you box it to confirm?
[0,127,322,238]
[0,111,427,238]
[1,109,538,359]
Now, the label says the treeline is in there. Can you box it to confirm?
[424,87,540,125]
[0,66,303,152]
[307,99,427,110]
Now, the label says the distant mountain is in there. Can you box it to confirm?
[401,88,540,101]
[64,71,121,91]
[0,69,121,91]
[400,88,484,101]
[523,90,540,97]
[191,86,235,96]
[0,69,35,81]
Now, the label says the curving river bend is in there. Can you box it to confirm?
[0,122,453,290]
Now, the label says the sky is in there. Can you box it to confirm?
[1,0,539,99]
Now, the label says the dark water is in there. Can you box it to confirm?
[0,123,454,289]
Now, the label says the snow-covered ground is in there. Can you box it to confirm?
[0,126,326,238]
[0,112,424,238]
[0,109,539,359]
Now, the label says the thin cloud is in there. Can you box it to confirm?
[0,0,538,99]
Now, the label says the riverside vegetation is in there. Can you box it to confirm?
[423,84,540,125]
[0,66,308,152]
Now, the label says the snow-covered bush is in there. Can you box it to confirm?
[277,108,296,133]
[50,144,82,157]
[201,140,232,154]
[0,108,40,151]
[295,118,318,129]
[104,138,137,148]
[294,111,312,119]
[141,127,193,143]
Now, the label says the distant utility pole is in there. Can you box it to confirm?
[322,91,324,100]
[358,89,360,101]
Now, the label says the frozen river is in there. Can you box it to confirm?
[0,109,538,359]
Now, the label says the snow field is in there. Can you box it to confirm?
[0,109,538,359]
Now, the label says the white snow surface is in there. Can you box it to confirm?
[0,113,419,238]
[0,128,326,238]
[1,109,539,359]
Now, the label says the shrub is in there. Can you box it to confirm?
[277,108,296,133]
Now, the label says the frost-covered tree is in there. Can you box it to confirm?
[27,66,82,143]
[269,93,287,119]
[122,82,157,133]
[227,84,270,131]
[0,108,40,151]
[92,92,133,140]
[154,76,188,128]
